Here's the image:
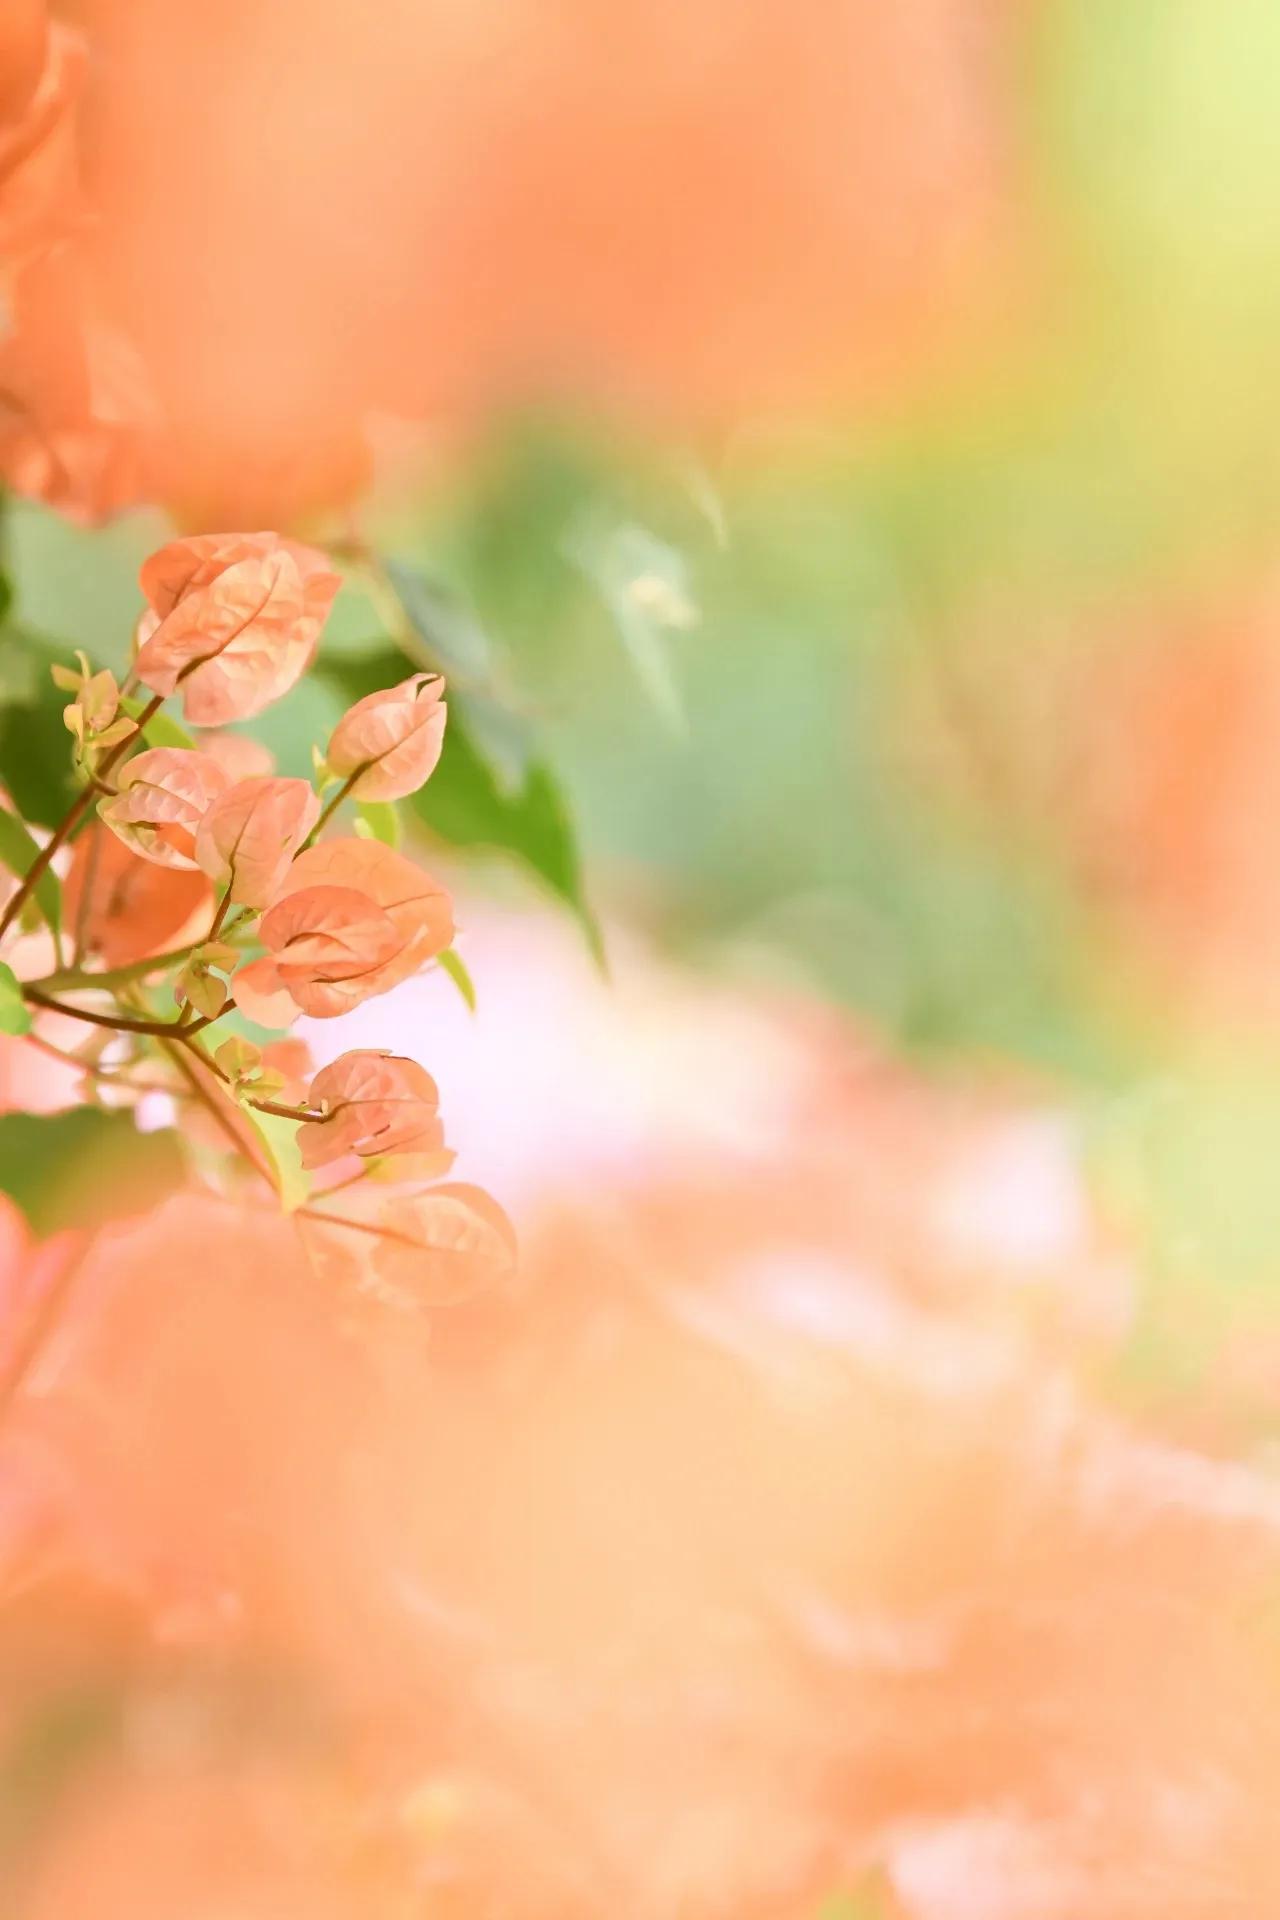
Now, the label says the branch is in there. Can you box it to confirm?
[23,986,213,1039]
[160,1036,278,1195]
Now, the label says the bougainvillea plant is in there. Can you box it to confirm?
[0,3,590,1346]
[0,526,516,1312]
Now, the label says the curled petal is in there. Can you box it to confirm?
[194,775,320,907]
[97,746,228,869]
[280,836,453,966]
[254,837,453,1015]
[236,839,454,1020]
[327,672,447,801]
[256,883,405,1018]
[298,1049,443,1169]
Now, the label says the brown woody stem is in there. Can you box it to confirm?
[23,986,213,1040]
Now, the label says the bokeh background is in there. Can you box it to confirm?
[8,1,1280,1914]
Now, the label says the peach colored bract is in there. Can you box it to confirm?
[297,1050,444,1169]
[97,746,229,870]
[327,672,447,802]
[194,776,320,908]
[233,837,454,1022]
[132,532,340,726]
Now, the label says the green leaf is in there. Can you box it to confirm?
[0,962,31,1035]
[0,809,60,945]
[0,1685,120,1870]
[355,800,402,848]
[381,560,497,685]
[242,1106,309,1213]
[437,946,477,1013]
[321,646,602,963]
[564,511,695,731]
[0,629,77,829]
[811,1876,897,1920]
[119,695,194,752]
[0,1108,185,1235]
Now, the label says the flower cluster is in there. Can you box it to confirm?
[0,528,513,1311]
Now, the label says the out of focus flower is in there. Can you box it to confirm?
[75,0,1007,523]
[193,775,319,907]
[0,411,145,525]
[132,533,340,726]
[234,838,453,1022]
[0,15,152,523]
[97,747,229,870]
[0,253,151,524]
[298,1178,516,1305]
[62,822,213,968]
[326,673,447,802]
[0,1007,84,1114]
[0,0,50,127]
[0,17,83,269]
[297,1049,443,1169]
[378,1183,515,1303]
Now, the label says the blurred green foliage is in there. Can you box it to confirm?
[0,1108,184,1235]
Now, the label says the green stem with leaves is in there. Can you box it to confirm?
[0,692,165,943]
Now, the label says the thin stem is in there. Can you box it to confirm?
[193,1050,230,1085]
[207,889,233,943]
[20,1028,159,1088]
[160,1037,278,1194]
[19,1028,97,1073]
[308,769,361,843]
[295,1204,424,1254]
[175,889,236,1031]
[0,693,164,943]
[21,1030,187,1097]
[247,1096,325,1122]
[23,986,213,1040]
